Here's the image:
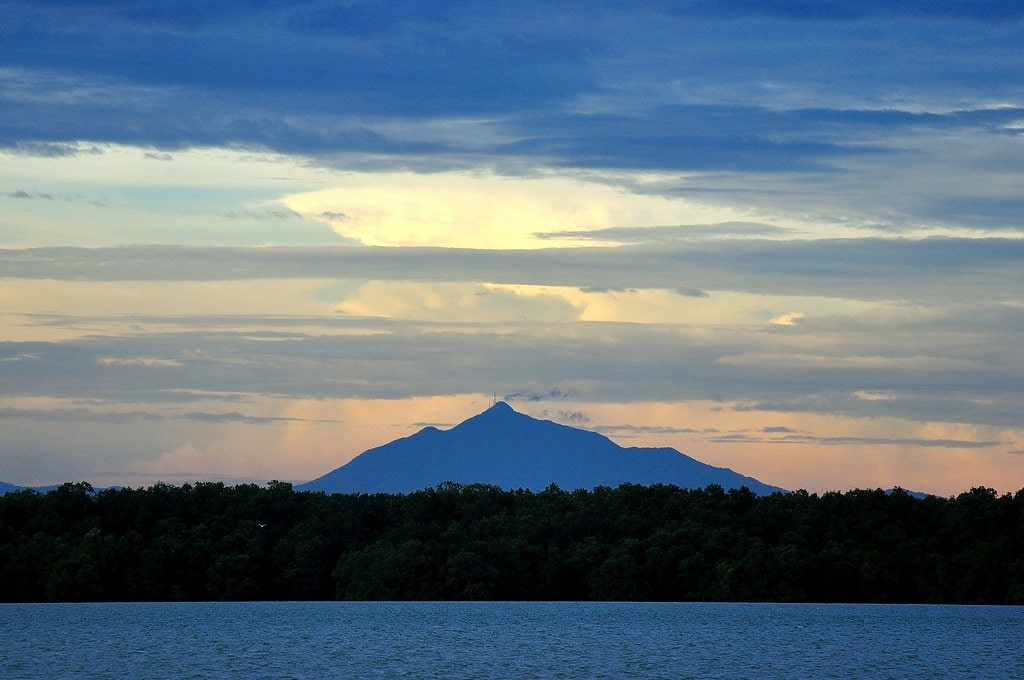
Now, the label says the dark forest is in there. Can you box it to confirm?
[1,481,1022,604]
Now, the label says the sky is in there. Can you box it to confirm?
[2,1,1023,496]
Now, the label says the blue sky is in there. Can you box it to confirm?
[2,1,1023,494]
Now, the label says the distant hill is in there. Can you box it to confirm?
[0,482,82,495]
[298,401,784,495]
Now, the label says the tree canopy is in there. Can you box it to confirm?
[1,481,1022,603]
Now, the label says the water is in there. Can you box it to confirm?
[1,601,1022,679]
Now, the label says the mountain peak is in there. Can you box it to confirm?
[489,400,514,413]
[456,400,531,430]
[476,400,523,421]
[298,404,785,495]
[471,400,517,420]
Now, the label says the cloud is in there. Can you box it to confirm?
[2,141,103,158]
[279,172,746,248]
[99,357,182,368]
[506,106,894,173]
[0,407,164,424]
[599,424,714,436]
[715,353,986,371]
[2,2,1024,495]
[3,237,1020,303]
[768,312,804,326]
[660,1,1024,22]
[505,388,573,403]
[1,3,595,145]
[3,4,1021,213]
[554,410,590,425]
[335,281,581,323]
[709,432,1003,449]
[180,411,341,425]
[536,222,797,244]
[122,442,251,481]
[853,391,895,402]
[214,208,305,223]
[0,406,332,426]
[3,306,1019,428]
[6,9,1024,237]
[7,190,54,200]
[920,197,1024,230]
[0,146,352,247]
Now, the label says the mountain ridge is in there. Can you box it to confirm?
[297,402,785,495]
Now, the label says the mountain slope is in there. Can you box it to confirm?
[297,402,784,495]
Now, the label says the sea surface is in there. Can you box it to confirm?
[1,601,1022,679]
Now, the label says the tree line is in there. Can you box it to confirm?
[1,481,1022,603]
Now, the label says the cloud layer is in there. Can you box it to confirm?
[2,1,1023,494]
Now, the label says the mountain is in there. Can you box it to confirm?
[0,482,65,495]
[297,402,784,495]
